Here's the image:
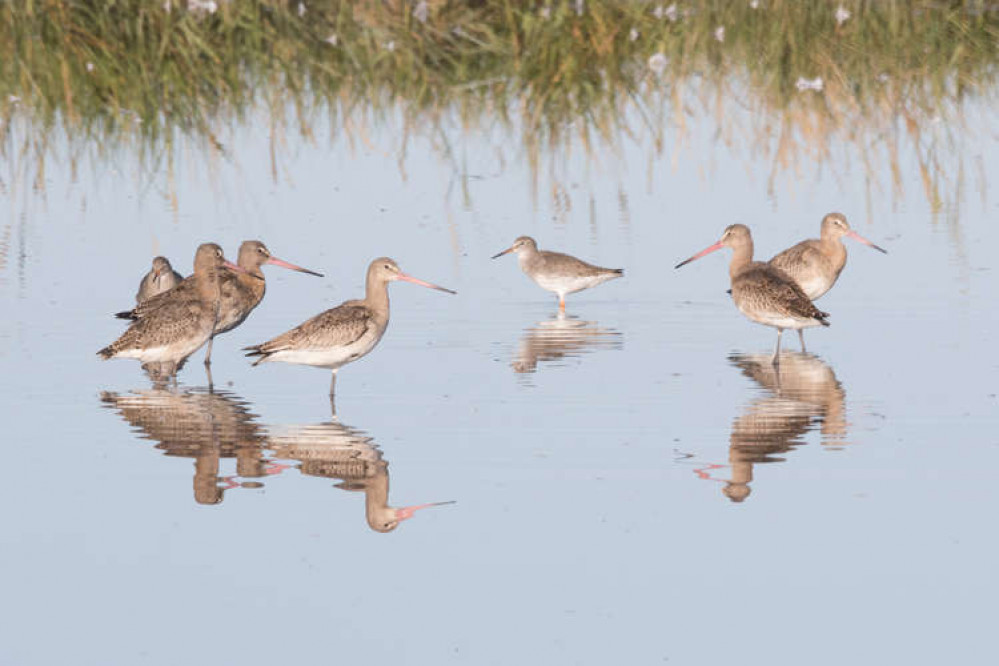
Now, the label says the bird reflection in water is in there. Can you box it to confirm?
[511,312,622,376]
[266,420,453,533]
[100,388,275,505]
[694,351,848,503]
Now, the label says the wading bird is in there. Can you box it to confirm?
[245,257,455,398]
[492,236,623,312]
[675,224,829,366]
[769,212,886,350]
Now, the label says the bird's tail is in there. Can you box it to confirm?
[97,345,115,360]
[243,345,270,366]
[817,309,831,327]
[611,268,624,276]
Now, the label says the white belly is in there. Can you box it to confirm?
[532,273,610,296]
[798,276,831,300]
[744,312,823,330]
[115,338,206,364]
[261,332,382,370]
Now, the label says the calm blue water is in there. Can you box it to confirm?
[0,100,996,665]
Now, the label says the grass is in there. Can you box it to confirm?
[1,1,997,203]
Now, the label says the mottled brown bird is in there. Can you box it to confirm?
[98,243,244,380]
[769,212,886,350]
[245,257,455,397]
[118,240,322,366]
[675,224,828,366]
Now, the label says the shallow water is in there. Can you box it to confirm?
[1,100,998,665]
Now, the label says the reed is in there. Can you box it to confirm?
[1,1,996,202]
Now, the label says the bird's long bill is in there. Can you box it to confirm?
[675,241,725,269]
[395,500,457,522]
[845,230,888,254]
[396,272,457,294]
[491,246,514,259]
[223,260,252,275]
[266,256,324,277]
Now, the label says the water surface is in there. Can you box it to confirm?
[1,5,998,664]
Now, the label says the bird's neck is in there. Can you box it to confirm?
[364,467,391,530]
[196,267,224,301]
[236,270,266,301]
[364,274,390,317]
[517,247,539,270]
[728,242,754,280]
[819,234,847,269]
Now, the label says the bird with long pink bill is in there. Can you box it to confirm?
[769,212,886,351]
[675,224,829,367]
[244,257,455,397]
[118,240,322,366]
[98,243,248,380]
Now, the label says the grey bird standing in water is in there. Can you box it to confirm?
[492,236,623,312]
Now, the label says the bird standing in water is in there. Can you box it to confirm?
[245,257,455,399]
[769,212,886,350]
[98,243,245,380]
[492,236,623,312]
[118,240,322,366]
[136,256,184,303]
[675,224,829,366]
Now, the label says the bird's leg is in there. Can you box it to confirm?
[772,329,783,367]
[797,329,807,353]
[329,394,337,420]
[329,369,337,398]
[204,336,214,367]
[558,296,566,313]
[205,363,214,391]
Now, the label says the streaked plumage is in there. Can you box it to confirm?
[675,224,828,365]
[770,212,887,300]
[118,240,321,365]
[98,243,241,380]
[769,212,886,350]
[245,257,455,396]
[492,236,623,311]
[136,256,184,303]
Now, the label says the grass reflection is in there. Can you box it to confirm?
[1,1,996,202]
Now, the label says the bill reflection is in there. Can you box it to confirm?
[692,352,849,503]
[266,419,453,533]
